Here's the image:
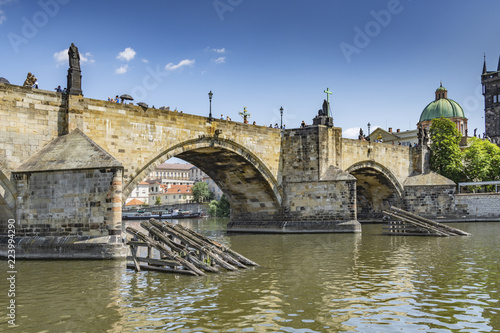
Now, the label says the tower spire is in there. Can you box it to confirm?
[483,53,487,74]
[497,53,500,72]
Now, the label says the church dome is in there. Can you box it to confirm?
[419,84,465,122]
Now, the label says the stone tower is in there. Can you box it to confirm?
[481,54,500,145]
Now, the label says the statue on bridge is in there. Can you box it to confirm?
[69,43,80,69]
[23,72,37,87]
[313,87,334,127]
[67,43,83,96]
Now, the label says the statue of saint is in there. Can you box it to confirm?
[68,43,80,69]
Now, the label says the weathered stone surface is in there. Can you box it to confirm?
[0,235,127,259]
[16,128,122,172]
[455,193,500,219]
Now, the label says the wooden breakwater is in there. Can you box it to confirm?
[383,206,470,237]
[125,219,258,276]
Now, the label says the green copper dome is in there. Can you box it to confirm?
[419,98,465,122]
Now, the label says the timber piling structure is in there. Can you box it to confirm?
[126,219,258,275]
[383,206,470,237]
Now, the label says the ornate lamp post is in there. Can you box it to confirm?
[367,122,371,139]
[208,90,213,121]
[280,106,284,129]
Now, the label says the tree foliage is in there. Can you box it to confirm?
[208,195,231,217]
[429,117,500,184]
[463,137,500,182]
[191,182,210,203]
[429,117,463,183]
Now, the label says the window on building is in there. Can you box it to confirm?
[494,95,498,103]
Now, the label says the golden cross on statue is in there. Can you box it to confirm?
[324,87,333,103]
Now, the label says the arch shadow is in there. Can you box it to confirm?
[346,161,403,220]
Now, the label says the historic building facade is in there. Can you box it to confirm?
[482,55,500,145]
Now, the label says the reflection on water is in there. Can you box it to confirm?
[0,219,499,332]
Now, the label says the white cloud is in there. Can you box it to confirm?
[116,47,136,62]
[205,47,226,54]
[54,49,94,67]
[343,126,381,139]
[343,127,362,139]
[0,0,15,24]
[53,49,67,66]
[0,10,6,24]
[165,59,195,71]
[115,64,128,74]
[142,58,149,63]
[80,52,95,64]
[213,57,226,64]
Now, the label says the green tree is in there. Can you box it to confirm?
[463,137,500,182]
[208,200,219,217]
[207,195,231,217]
[191,182,210,203]
[155,196,161,205]
[429,117,463,183]
[217,195,230,217]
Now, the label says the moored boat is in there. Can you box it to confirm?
[122,210,202,220]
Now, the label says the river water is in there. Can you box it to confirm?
[1,219,499,332]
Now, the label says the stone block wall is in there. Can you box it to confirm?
[455,193,500,218]
[403,185,456,217]
[283,180,357,222]
[10,168,121,237]
[341,139,412,186]
[0,84,64,176]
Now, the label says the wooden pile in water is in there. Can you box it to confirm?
[383,206,470,237]
[125,219,258,276]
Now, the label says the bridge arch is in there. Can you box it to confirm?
[123,136,282,216]
[346,161,403,220]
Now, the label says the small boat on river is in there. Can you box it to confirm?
[123,210,202,220]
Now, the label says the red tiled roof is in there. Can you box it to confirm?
[126,198,145,206]
[165,184,193,194]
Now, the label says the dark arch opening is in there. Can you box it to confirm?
[347,163,403,221]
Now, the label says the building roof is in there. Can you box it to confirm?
[420,98,465,122]
[15,128,122,173]
[126,198,145,206]
[419,85,465,122]
[164,184,193,194]
[155,163,193,171]
[369,127,418,141]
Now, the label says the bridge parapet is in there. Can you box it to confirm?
[341,138,414,185]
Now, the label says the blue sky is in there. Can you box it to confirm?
[1,0,499,139]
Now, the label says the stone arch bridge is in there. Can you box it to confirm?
[0,84,456,240]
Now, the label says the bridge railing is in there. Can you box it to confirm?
[458,181,500,194]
